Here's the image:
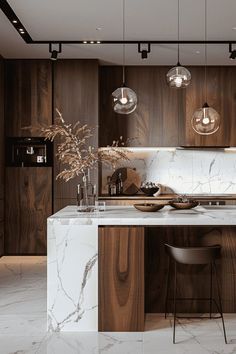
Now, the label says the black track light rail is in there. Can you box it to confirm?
[1,0,236,46]
[32,40,236,45]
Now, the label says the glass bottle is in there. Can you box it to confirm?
[116,172,123,195]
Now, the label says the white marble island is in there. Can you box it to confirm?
[47,205,236,332]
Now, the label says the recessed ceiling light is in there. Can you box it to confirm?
[90,41,94,44]
[12,20,17,23]
[96,27,102,31]
[196,50,200,54]
[96,41,101,44]
[83,41,87,44]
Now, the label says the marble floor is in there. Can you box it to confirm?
[0,256,236,354]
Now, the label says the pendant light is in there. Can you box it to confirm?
[191,0,220,135]
[112,0,137,114]
[166,0,191,88]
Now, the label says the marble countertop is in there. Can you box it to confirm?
[48,205,236,226]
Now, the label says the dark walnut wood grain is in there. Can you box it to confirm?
[99,66,184,147]
[0,55,4,256]
[99,65,236,147]
[5,59,52,137]
[5,168,52,254]
[53,59,99,212]
[99,226,145,331]
[184,66,236,147]
[145,226,236,313]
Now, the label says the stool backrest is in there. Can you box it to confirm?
[165,244,221,265]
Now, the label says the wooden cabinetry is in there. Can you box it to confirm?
[99,66,184,147]
[5,60,52,137]
[5,168,52,254]
[53,59,99,211]
[4,59,53,254]
[184,66,236,147]
[145,226,236,313]
[99,66,236,147]
[0,56,4,256]
[99,226,145,331]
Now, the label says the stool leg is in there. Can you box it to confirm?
[210,263,213,319]
[173,261,177,344]
[213,262,227,344]
[165,257,170,319]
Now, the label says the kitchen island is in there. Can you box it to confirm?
[47,205,236,332]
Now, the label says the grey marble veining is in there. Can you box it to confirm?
[101,149,236,195]
[49,205,236,226]
[47,204,236,333]
[1,256,236,353]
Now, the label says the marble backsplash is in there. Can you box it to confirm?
[100,148,236,195]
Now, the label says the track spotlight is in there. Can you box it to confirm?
[138,43,151,59]
[49,43,62,61]
[229,43,236,59]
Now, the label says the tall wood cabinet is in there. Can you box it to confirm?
[4,59,99,253]
[4,60,52,254]
[53,59,99,211]
[0,56,4,256]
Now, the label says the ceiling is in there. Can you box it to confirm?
[0,0,236,65]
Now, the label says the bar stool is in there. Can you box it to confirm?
[164,244,227,344]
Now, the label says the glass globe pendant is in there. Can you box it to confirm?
[111,0,137,114]
[191,0,220,135]
[166,62,191,88]
[112,82,137,114]
[191,102,220,135]
[166,0,191,89]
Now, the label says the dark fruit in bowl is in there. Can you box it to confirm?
[141,187,159,196]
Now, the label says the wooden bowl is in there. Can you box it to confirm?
[169,201,199,209]
[133,203,165,212]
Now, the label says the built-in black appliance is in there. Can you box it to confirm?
[6,137,53,167]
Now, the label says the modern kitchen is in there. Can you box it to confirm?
[1,0,236,353]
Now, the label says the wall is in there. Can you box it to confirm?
[0,55,4,256]
[100,148,236,195]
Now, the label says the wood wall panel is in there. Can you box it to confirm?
[5,168,52,254]
[184,67,236,147]
[5,60,52,137]
[99,66,184,147]
[0,56,4,256]
[99,226,145,331]
[100,66,236,147]
[53,60,99,209]
[145,226,236,313]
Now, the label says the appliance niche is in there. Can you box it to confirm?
[6,137,53,167]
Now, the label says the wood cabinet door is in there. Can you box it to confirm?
[53,59,99,211]
[99,66,184,147]
[98,226,145,331]
[183,66,236,147]
[5,167,52,254]
[5,59,52,137]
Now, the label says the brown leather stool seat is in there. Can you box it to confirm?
[165,244,227,344]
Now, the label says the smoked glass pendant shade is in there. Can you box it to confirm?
[166,63,191,88]
[191,102,220,135]
[112,85,137,114]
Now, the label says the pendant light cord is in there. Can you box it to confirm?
[204,0,207,102]
[122,0,125,84]
[177,0,180,63]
